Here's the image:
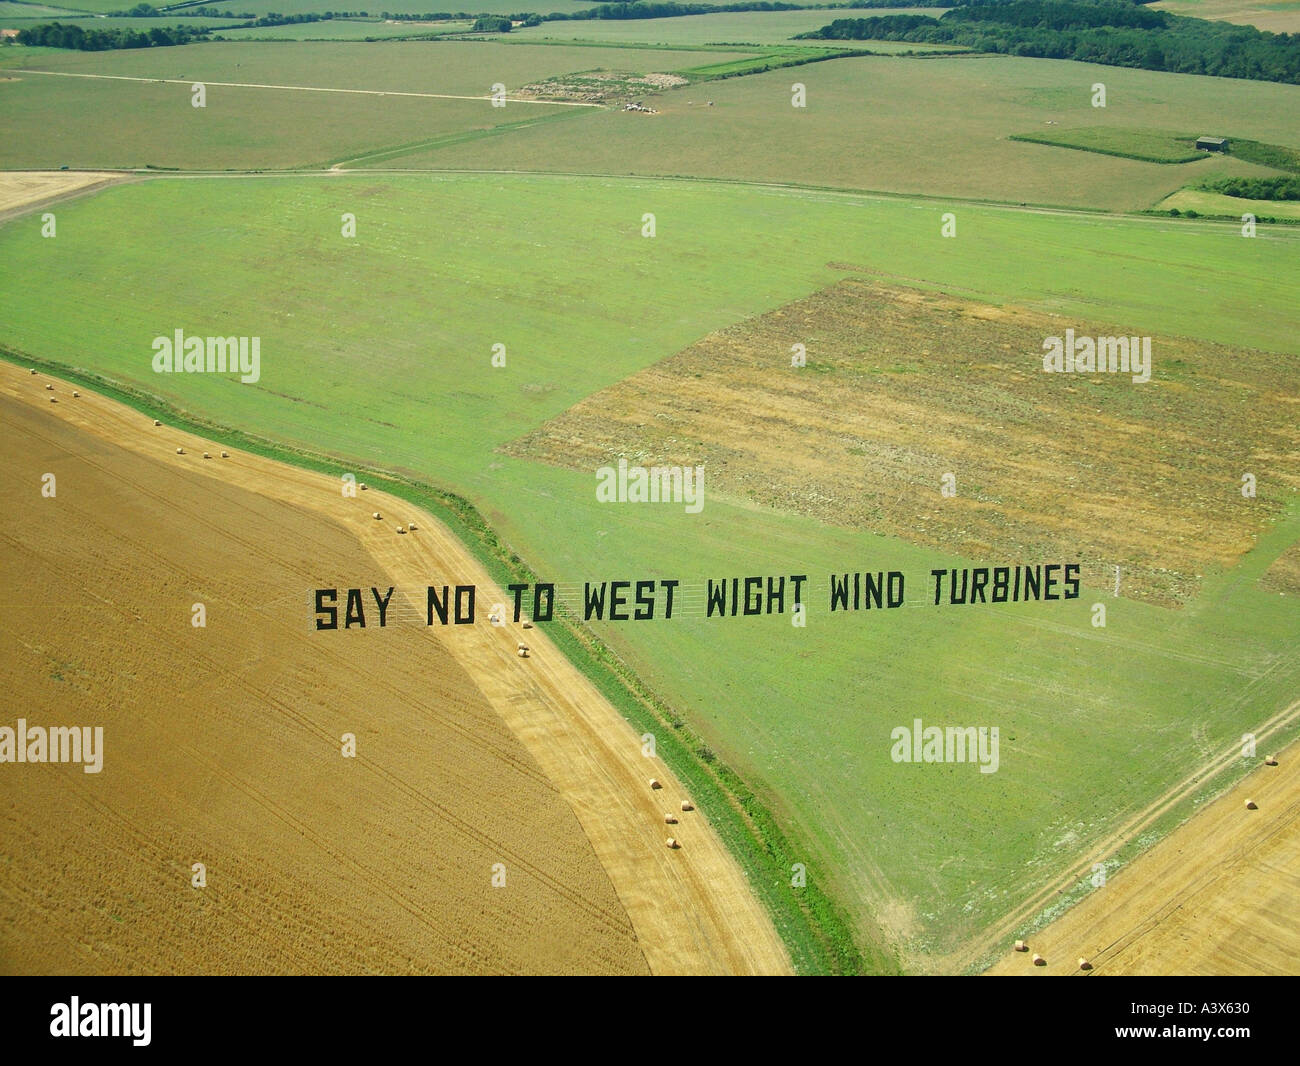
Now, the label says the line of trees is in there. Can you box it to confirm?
[545,0,951,21]
[800,0,1300,84]
[16,21,211,49]
[1201,175,1300,201]
[379,1,952,23]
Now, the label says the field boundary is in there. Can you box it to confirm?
[0,343,892,976]
[18,160,1300,230]
[1008,131,1207,164]
[325,109,594,169]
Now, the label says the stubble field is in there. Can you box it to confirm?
[0,359,792,974]
[0,381,648,975]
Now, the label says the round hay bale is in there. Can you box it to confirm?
[522,620,534,629]
[665,837,679,849]
[49,396,57,403]
[44,383,53,391]
[1078,958,1092,971]
[29,368,36,375]
[72,391,79,398]
[664,814,677,824]
[1032,953,1045,966]
[176,447,185,455]
[680,800,693,812]
[1265,755,1278,766]
[407,522,416,531]
[1014,940,1027,952]
[372,512,382,520]
[649,778,661,790]
[396,526,407,534]
[359,483,368,491]
[516,645,529,658]
[202,452,212,459]
[153,419,162,427]
[221,451,229,459]
[1245,798,1258,810]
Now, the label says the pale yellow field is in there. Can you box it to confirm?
[0,170,127,216]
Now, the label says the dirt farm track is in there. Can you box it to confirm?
[0,360,791,976]
[988,736,1299,976]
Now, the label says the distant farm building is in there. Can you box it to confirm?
[1196,136,1229,152]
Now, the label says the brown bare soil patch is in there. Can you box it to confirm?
[986,738,1300,976]
[505,278,1300,605]
[515,70,687,104]
[1261,541,1300,596]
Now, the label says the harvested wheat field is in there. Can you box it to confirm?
[0,170,128,218]
[0,385,646,975]
[506,277,1300,606]
[0,361,790,975]
[986,739,1300,976]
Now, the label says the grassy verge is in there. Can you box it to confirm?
[2,343,893,976]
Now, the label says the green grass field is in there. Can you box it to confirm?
[2,172,1297,964]
[369,54,1300,211]
[504,9,962,49]
[0,39,752,169]
[0,1,88,15]
[1157,186,1300,220]
[6,37,1296,210]
[29,0,605,13]
[214,17,473,40]
[0,37,749,91]
[0,13,413,32]
[1151,0,1300,32]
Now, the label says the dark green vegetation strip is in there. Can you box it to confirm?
[677,42,874,78]
[1,344,892,976]
[799,1,1300,85]
[15,20,211,49]
[1230,138,1300,174]
[1008,131,1205,164]
[1010,129,1300,173]
[1199,174,1300,201]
